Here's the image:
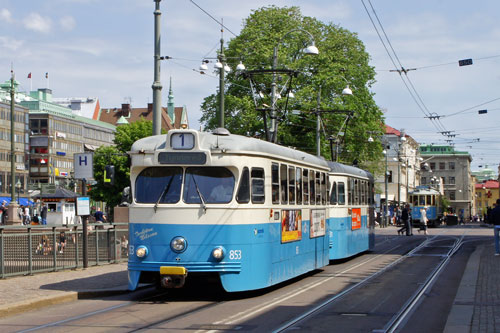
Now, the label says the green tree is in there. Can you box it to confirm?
[90,119,159,214]
[199,6,384,172]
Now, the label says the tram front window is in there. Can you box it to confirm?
[135,167,183,203]
[184,167,235,204]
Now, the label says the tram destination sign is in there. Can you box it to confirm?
[158,152,207,165]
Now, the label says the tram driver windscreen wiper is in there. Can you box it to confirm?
[154,176,174,213]
[191,174,207,212]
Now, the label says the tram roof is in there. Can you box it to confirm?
[409,187,440,195]
[327,161,373,180]
[130,130,330,168]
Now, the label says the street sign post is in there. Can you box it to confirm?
[74,153,94,180]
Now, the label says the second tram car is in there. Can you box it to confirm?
[127,129,374,292]
[408,186,443,227]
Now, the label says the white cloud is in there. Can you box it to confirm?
[60,15,76,31]
[23,12,52,34]
[0,8,13,23]
[0,36,24,51]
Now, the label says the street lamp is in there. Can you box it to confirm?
[271,28,319,143]
[15,179,21,204]
[397,130,406,207]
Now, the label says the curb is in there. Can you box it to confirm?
[443,244,482,333]
[0,285,153,319]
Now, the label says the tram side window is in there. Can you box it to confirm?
[236,167,250,203]
[289,166,296,204]
[320,173,326,205]
[315,172,321,205]
[354,179,359,205]
[338,182,346,205]
[426,195,432,205]
[280,164,288,204]
[348,178,353,205]
[411,195,418,206]
[272,163,280,204]
[360,180,365,205]
[135,167,183,204]
[330,181,338,204]
[310,170,316,205]
[296,167,302,205]
[251,168,265,204]
[419,195,425,206]
[303,169,309,204]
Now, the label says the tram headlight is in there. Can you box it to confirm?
[136,246,149,259]
[170,236,187,253]
[212,246,225,261]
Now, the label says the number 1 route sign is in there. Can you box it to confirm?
[74,153,94,180]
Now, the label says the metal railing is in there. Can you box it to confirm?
[0,223,128,279]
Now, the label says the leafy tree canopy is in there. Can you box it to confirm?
[90,119,159,211]
[200,6,385,173]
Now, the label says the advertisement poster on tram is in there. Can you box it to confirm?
[281,209,302,243]
[351,208,361,230]
[310,209,326,238]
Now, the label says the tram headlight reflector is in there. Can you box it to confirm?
[170,237,187,253]
[136,246,148,259]
[212,246,225,261]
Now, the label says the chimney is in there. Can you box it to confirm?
[147,103,153,113]
[121,103,131,117]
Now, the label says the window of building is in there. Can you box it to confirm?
[421,177,426,184]
[449,162,455,170]
[388,170,393,183]
[439,162,445,170]
[449,191,456,200]
[430,162,435,170]
[449,177,455,185]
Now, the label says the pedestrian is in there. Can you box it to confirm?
[58,231,66,254]
[94,207,107,223]
[489,198,500,256]
[418,206,429,235]
[0,200,6,225]
[399,204,412,236]
[23,205,30,225]
[40,202,48,225]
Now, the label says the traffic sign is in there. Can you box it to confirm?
[74,153,94,180]
[458,58,473,66]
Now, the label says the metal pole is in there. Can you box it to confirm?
[385,151,389,228]
[398,149,401,209]
[270,46,278,143]
[10,72,15,202]
[316,87,321,157]
[218,36,225,128]
[82,179,88,268]
[152,0,162,136]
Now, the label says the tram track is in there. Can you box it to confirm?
[273,230,471,333]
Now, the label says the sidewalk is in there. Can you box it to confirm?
[0,262,130,319]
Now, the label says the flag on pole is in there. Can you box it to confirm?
[27,72,31,79]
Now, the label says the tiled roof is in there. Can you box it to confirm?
[98,103,185,130]
[475,180,499,189]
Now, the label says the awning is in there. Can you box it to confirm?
[0,197,34,206]
[84,144,99,151]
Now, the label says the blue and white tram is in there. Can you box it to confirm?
[127,128,333,292]
[408,187,442,227]
[327,162,375,260]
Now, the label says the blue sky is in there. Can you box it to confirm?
[1,0,499,171]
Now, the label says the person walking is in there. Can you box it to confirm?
[418,206,429,235]
[404,204,413,236]
[40,202,48,225]
[398,204,408,235]
[489,198,500,256]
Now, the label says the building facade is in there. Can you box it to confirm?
[419,145,474,219]
[0,81,116,194]
[474,180,499,218]
[376,125,422,208]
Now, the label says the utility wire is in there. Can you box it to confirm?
[188,0,238,37]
